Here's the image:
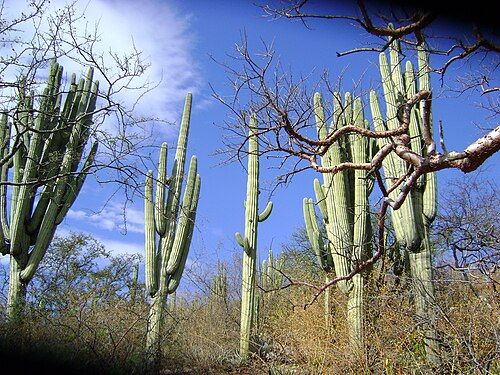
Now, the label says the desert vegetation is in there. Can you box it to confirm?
[0,1,498,374]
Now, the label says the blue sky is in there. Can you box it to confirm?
[2,1,497,290]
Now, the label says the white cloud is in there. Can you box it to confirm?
[55,227,143,256]
[2,0,199,139]
[67,201,144,234]
[97,238,143,256]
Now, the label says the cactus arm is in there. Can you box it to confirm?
[235,231,245,247]
[10,95,59,254]
[235,232,250,254]
[405,61,426,167]
[54,141,98,225]
[167,174,200,294]
[351,98,369,260]
[422,172,437,225]
[0,113,10,246]
[313,92,328,139]
[157,93,193,274]
[313,179,328,222]
[166,156,198,274]
[374,51,423,253]
[303,198,329,271]
[70,80,99,171]
[144,170,158,296]
[20,175,69,282]
[154,143,168,235]
[323,93,353,293]
[416,43,438,225]
[389,40,405,98]
[258,201,273,222]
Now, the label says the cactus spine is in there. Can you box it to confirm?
[304,92,374,351]
[369,41,440,364]
[236,114,273,358]
[1,61,98,320]
[144,93,201,359]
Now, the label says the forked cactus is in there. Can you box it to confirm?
[1,61,98,320]
[369,40,440,364]
[303,92,375,350]
[236,114,273,358]
[143,93,201,358]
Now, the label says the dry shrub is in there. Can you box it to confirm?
[253,271,499,374]
[159,294,243,373]
[0,298,149,373]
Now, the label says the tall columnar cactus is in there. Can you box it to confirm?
[0,60,98,320]
[369,41,440,364]
[235,114,273,358]
[143,93,201,358]
[303,92,374,350]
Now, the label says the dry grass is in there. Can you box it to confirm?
[0,270,497,374]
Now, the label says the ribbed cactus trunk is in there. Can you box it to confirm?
[304,92,374,353]
[7,254,27,320]
[1,61,98,321]
[370,41,440,365]
[143,93,201,363]
[236,115,273,358]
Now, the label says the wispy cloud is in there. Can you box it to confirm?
[68,201,144,234]
[2,0,200,138]
[97,238,143,256]
[55,227,143,256]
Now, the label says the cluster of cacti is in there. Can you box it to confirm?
[252,248,284,332]
[303,91,375,350]
[260,248,284,292]
[235,114,273,358]
[369,41,440,364]
[303,198,334,331]
[1,60,98,320]
[143,93,201,358]
[211,261,228,302]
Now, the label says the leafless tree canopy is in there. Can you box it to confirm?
[213,1,499,291]
[434,172,499,287]
[0,0,162,199]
